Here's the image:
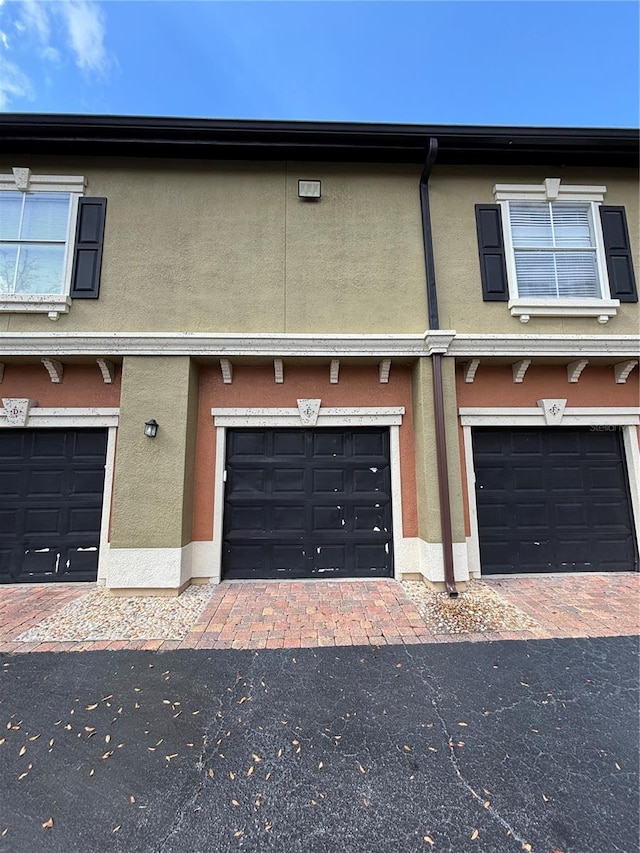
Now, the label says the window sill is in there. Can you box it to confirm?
[508,298,620,324]
[0,295,72,321]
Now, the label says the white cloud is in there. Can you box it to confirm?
[0,54,33,109]
[20,0,51,46]
[57,1,109,76]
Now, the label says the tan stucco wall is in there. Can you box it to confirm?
[0,156,427,335]
[110,356,198,549]
[430,166,640,335]
[411,356,465,544]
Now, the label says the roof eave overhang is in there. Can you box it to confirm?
[0,114,637,167]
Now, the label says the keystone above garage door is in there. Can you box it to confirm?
[222,427,394,580]
[473,426,638,574]
[0,428,108,584]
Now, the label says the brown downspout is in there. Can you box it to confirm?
[419,139,458,598]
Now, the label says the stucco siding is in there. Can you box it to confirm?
[431,166,639,335]
[1,157,427,335]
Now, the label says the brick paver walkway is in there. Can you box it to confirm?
[0,574,638,654]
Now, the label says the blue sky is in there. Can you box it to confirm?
[0,1,637,127]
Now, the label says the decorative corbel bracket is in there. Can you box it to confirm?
[379,359,392,384]
[274,359,284,384]
[297,399,321,426]
[463,359,480,383]
[330,359,340,384]
[512,359,531,384]
[2,398,36,427]
[537,398,567,425]
[96,358,115,384]
[567,359,589,383]
[42,358,64,383]
[614,360,638,384]
[12,167,31,191]
[220,358,233,384]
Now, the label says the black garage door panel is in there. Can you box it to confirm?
[473,427,638,574]
[223,428,393,580]
[0,429,107,583]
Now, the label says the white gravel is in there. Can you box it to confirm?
[402,579,540,634]
[16,585,212,642]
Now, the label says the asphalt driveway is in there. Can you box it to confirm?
[1,637,638,853]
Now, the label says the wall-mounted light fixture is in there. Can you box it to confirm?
[298,179,321,200]
[144,418,159,438]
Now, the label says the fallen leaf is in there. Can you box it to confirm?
[247,766,254,777]
[19,745,27,757]
[458,722,468,727]
[233,830,244,838]
[318,761,323,769]
[101,751,113,760]
[1,829,7,837]
[42,818,54,829]
[252,753,262,762]
[471,829,479,841]
[18,772,28,781]
[521,844,531,852]
[29,735,40,741]
[229,771,235,780]
[424,837,434,846]
[129,796,136,804]
[238,697,249,705]
[265,823,272,831]
[265,772,272,780]
[542,794,550,802]
[231,800,240,807]
[358,764,366,773]
[615,763,621,771]
[165,754,178,761]
[483,801,490,809]
[89,769,95,777]
[86,704,99,711]
[403,745,412,752]
[112,825,121,834]
[208,769,215,778]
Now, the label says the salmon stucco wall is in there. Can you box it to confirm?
[0,363,122,407]
[191,363,418,544]
[456,364,640,408]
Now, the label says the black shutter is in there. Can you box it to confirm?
[600,206,637,303]
[70,198,107,299]
[475,204,509,301]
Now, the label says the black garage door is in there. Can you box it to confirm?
[0,428,108,584]
[222,428,394,580]
[473,427,638,574]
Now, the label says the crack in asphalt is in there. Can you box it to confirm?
[402,644,532,850]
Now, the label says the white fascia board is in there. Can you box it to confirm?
[0,407,119,428]
[449,334,640,358]
[459,406,640,426]
[0,331,456,358]
[212,406,405,427]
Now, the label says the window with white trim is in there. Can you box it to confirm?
[494,179,619,324]
[0,169,85,319]
[508,201,601,299]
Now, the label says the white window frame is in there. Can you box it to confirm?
[0,170,86,320]
[460,407,640,577]
[494,179,619,324]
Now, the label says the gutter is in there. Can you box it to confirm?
[420,139,458,598]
